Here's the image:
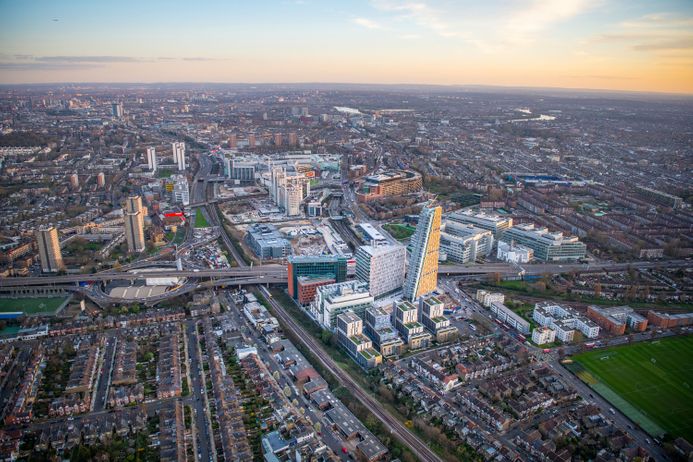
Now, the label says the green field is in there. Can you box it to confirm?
[572,336,693,441]
[194,210,210,228]
[383,223,416,240]
[0,297,68,315]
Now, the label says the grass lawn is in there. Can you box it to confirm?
[571,335,693,441]
[156,169,173,178]
[194,210,210,228]
[0,297,68,315]
[383,223,416,240]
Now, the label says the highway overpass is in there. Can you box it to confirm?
[1,259,688,288]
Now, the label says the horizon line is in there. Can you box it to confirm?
[1,80,692,98]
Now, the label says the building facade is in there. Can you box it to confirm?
[287,255,347,300]
[355,244,406,298]
[439,222,493,263]
[336,312,382,369]
[311,281,373,329]
[245,224,292,260]
[403,206,441,302]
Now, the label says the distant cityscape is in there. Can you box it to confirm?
[0,84,691,462]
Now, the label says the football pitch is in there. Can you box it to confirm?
[572,335,693,441]
[0,296,68,315]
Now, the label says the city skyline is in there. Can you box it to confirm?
[1,0,692,94]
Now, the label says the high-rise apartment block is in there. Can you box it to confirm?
[392,301,431,350]
[355,244,406,298]
[270,166,310,216]
[146,147,157,172]
[403,206,441,302]
[124,195,146,253]
[36,226,65,273]
[310,280,373,329]
[364,306,403,357]
[172,142,186,171]
[419,295,457,342]
[336,311,382,369]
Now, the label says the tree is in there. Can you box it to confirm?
[594,282,602,298]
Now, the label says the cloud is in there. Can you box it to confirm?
[0,62,101,71]
[352,17,384,30]
[594,13,693,55]
[505,0,596,44]
[370,0,459,37]
[35,55,142,63]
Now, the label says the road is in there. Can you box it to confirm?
[0,266,286,286]
[184,321,214,462]
[92,333,117,412]
[258,286,443,462]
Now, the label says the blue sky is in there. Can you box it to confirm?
[1,0,692,92]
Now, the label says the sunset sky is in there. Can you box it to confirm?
[1,0,692,93]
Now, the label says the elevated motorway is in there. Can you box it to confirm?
[3,259,688,289]
[439,259,692,276]
[0,266,286,287]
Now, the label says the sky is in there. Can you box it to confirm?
[1,0,692,93]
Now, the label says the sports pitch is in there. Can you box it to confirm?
[0,296,67,315]
[572,335,693,441]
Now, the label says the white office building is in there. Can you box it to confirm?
[355,244,406,298]
[501,223,586,262]
[446,210,513,238]
[497,240,533,263]
[146,147,157,172]
[171,174,190,206]
[439,221,493,263]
